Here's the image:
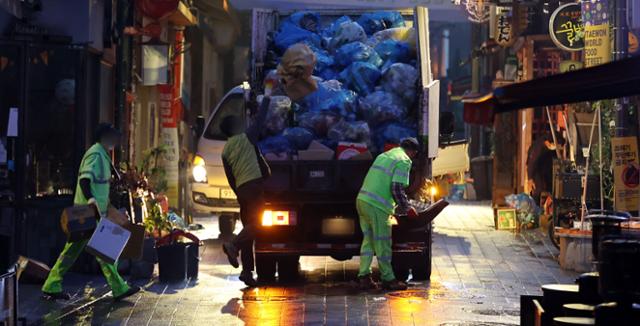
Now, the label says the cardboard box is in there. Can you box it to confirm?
[298,140,334,160]
[86,218,131,264]
[107,206,130,226]
[60,205,98,241]
[120,223,146,260]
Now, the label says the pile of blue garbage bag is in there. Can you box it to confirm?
[259,11,419,156]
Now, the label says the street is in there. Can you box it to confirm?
[19,203,577,325]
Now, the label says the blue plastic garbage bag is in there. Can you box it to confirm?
[287,11,321,33]
[297,111,341,137]
[283,127,315,150]
[381,63,418,105]
[322,15,352,38]
[305,43,334,78]
[328,120,371,143]
[261,95,292,136]
[373,122,416,153]
[374,40,412,65]
[275,22,322,52]
[300,80,358,117]
[505,193,541,225]
[335,41,383,68]
[258,135,293,154]
[357,11,406,35]
[358,91,406,127]
[318,138,338,150]
[328,21,367,51]
[338,62,381,95]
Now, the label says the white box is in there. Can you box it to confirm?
[86,218,131,264]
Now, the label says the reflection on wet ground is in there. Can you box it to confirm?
[18,203,578,325]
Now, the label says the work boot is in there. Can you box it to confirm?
[382,279,408,291]
[222,242,240,268]
[239,271,258,288]
[358,275,380,291]
[42,291,71,301]
[113,285,141,302]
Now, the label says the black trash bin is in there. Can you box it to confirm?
[186,243,200,279]
[157,243,188,283]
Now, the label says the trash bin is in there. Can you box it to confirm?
[470,156,493,200]
[1,264,18,326]
[186,243,200,279]
[157,243,188,283]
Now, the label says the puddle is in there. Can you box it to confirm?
[440,323,517,326]
[241,295,297,302]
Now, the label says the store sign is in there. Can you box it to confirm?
[582,0,611,67]
[493,6,514,47]
[549,3,584,51]
[157,84,180,205]
[611,137,640,212]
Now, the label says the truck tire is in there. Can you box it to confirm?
[277,255,300,282]
[255,254,276,282]
[219,214,237,236]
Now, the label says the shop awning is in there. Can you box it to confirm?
[463,56,640,125]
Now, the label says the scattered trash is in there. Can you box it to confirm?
[505,193,542,226]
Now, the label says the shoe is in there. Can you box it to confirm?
[222,243,240,268]
[358,275,380,291]
[239,272,258,287]
[382,279,408,291]
[113,285,141,301]
[42,291,71,301]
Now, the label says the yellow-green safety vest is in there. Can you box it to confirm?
[357,147,411,214]
[222,133,263,189]
[74,143,112,215]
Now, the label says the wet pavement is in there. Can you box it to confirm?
[18,202,578,325]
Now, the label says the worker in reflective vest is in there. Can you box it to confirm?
[42,124,140,301]
[356,138,419,291]
[221,97,271,288]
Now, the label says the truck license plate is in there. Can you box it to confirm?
[220,188,237,199]
[310,170,325,178]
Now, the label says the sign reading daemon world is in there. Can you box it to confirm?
[582,0,611,67]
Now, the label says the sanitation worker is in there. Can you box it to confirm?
[221,97,271,288]
[356,138,419,291]
[42,124,140,301]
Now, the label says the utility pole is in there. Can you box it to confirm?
[115,0,133,160]
[613,0,629,136]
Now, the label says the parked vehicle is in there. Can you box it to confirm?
[190,6,458,281]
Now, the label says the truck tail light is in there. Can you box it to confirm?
[261,210,296,226]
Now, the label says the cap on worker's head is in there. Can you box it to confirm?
[400,137,420,152]
[94,123,121,142]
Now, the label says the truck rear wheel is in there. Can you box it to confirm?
[277,255,300,282]
[255,254,276,282]
[219,213,237,236]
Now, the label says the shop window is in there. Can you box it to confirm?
[203,93,244,141]
[24,46,81,198]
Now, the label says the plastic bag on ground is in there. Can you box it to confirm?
[258,135,293,154]
[338,62,381,95]
[373,123,416,153]
[357,11,406,35]
[259,95,291,136]
[287,11,321,33]
[381,63,418,105]
[297,111,341,137]
[275,22,322,52]
[328,21,367,51]
[328,120,371,143]
[335,41,383,68]
[505,193,541,225]
[358,91,406,127]
[300,80,358,118]
[283,127,315,150]
[374,40,412,66]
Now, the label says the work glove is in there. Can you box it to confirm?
[407,206,418,218]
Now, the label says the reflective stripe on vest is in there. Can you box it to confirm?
[358,147,411,214]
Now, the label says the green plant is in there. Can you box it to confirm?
[143,198,171,236]
[139,145,169,194]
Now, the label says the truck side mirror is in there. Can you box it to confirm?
[439,112,455,146]
[195,116,206,137]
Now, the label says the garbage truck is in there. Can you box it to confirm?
[191,6,452,281]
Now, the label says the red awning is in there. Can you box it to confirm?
[463,55,640,125]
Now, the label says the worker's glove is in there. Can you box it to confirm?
[407,206,419,218]
[87,197,97,207]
